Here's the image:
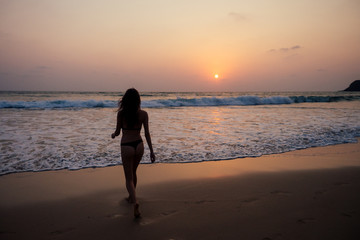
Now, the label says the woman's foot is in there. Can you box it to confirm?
[134,203,141,218]
[125,196,134,204]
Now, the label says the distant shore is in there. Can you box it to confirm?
[1,140,360,240]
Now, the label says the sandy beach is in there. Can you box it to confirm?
[1,140,360,240]
[2,0,360,239]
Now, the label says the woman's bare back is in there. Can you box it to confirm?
[120,110,148,143]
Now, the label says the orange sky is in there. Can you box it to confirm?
[0,0,359,91]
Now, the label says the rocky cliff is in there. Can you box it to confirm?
[344,80,360,91]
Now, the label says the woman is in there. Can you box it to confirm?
[111,88,155,218]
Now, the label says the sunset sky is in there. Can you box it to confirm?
[1,0,359,91]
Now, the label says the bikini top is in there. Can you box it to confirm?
[121,115,141,131]
[122,127,141,131]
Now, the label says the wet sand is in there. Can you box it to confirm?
[1,140,360,239]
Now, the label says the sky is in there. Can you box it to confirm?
[0,0,359,92]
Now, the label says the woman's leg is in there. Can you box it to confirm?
[133,142,144,188]
[121,146,137,204]
[132,143,144,218]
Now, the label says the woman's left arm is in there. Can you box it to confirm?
[111,111,122,139]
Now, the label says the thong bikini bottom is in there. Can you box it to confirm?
[121,139,143,149]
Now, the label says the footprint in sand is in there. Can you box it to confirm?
[313,189,327,199]
[314,189,327,195]
[237,198,259,210]
[341,210,357,218]
[184,200,216,205]
[107,213,125,219]
[241,198,259,204]
[297,217,315,224]
[140,210,179,226]
[138,218,153,226]
[270,190,291,196]
[333,181,350,186]
[194,200,216,204]
[49,227,75,236]
[160,210,178,217]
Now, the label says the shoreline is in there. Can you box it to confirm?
[1,139,359,178]
[1,138,359,176]
[1,140,360,239]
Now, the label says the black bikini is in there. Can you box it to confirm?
[121,139,143,149]
[121,122,142,149]
[122,127,141,131]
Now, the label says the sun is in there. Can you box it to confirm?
[214,74,219,79]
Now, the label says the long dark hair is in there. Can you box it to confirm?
[117,88,141,128]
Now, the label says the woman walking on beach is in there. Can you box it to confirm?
[111,88,155,218]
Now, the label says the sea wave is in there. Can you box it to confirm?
[0,99,116,109]
[1,93,359,175]
[0,95,359,109]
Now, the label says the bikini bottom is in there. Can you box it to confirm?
[121,139,143,149]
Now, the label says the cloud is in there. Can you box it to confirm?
[228,12,247,21]
[291,45,301,50]
[268,45,302,53]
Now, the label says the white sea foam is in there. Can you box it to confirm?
[0,92,360,175]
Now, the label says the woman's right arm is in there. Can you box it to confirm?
[111,111,122,139]
[143,111,155,163]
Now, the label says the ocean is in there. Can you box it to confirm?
[1,91,359,176]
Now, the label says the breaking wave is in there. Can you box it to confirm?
[0,95,359,109]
